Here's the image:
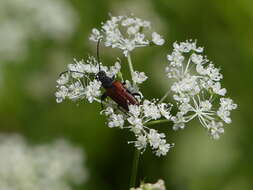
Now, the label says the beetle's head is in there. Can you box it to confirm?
[96,71,113,88]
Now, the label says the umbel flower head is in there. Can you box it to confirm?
[55,55,174,156]
[55,56,121,103]
[89,15,165,56]
[166,40,237,139]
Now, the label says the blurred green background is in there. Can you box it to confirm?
[0,0,252,189]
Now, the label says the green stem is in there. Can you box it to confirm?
[146,119,170,126]
[159,90,170,103]
[129,149,140,188]
[127,53,136,86]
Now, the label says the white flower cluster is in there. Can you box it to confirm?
[130,179,166,190]
[102,100,174,156]
[89,15,165,56]
[0,0,77,61]
[166,40,237,139]
[56,55,173,156]
[0,134,87,190]
[55,56,121,103]
[56,16,238,156]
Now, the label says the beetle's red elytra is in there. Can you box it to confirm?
[101,80,139,111]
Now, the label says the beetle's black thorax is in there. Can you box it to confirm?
[97,71,114,89]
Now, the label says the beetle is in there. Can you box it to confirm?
[96,40,140,111]
[97,70,140,111]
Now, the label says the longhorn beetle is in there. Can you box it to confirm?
[60,39,140,111]
[96,39,140,111]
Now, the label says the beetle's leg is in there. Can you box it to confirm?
[100,92,108,110]
[131,92,141,97]
[126,89,141,98]
[117,104,128,113]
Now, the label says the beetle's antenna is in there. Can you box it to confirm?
[59,70,86,76]
[97,38,102,71]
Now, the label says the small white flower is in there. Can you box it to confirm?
[127,116,143,134]
[68,62,85,78]
[102,106,114,116]
[172,122,185,131]
[129,105,141,117]
[133,71,148,84]
[158,103,172,120]
[152,32,165,46]
[173,40,203,53]
[57,74,69,85]
[212,82,227,96]
[143,100,161,120]
[208,121,224,139]
[156,140,173,157]
[68,81,85,101]
[55,86,68,103]
[84,80,101,103]
[135,135,147,150]
[89,28,102,42]
[108,114,124,128]
[107,61,121,78]
[200,100,212,111]
[148,129,165,149]
[190,53,204,64]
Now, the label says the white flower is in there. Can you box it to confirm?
[57,73,69,85]
[152,32,165,46]
[89,28,102,42]
[133,71,148,84]
[84,80,101,103]
[55,56,121,104]
[208,121,224,139]
[68,62,86,78]
[200,100,212,111]
[129,105,141,117]
[68,81,85,101]
[143,100,161,120]
[55,86,68,103]
[190,53,204,64]
[217,98,237,124]
[90,15,164,56]
[166,40,237,139]
[128,116,143,134]
[158,103,172,119]
[173,40,203,53]
[100,98,173,156]
[148,129,165,149]
[156,140,173,157]
[107,61,121,78]
[108,114,124,128]
[212,82,227,96]
[135,135,147,150]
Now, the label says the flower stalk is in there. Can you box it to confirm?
[129,149,140,188]
[146,119,170,126]
[159,90,170,103]
[127,53,136,86]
